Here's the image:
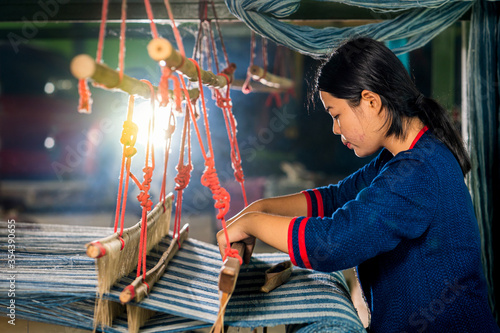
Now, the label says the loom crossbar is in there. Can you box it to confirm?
[70,54,199,100]
[147,38,233,89]
[249,65,294,90]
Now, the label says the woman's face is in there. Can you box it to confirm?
[320,91,387,158]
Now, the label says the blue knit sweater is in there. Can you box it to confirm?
[287,131,499,332]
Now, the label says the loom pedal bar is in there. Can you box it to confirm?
[211,242,246,333]
[218,242,245,294]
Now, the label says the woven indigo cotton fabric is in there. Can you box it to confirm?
[0,221,365,332]
[224,0,472,56]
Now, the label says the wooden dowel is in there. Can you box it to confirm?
[231,79,289,93]
[85,194,173,258]
[249,65,294,90]
[70,54,199,100]
[120,224,189,304]
[147,38,233,89]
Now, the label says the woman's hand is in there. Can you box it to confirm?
[216,212,292,264]
[216,214,255,264]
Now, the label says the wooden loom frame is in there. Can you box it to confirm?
[69,32,293,332]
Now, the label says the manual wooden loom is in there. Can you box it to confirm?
[71,37,294,332]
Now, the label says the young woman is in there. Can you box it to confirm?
[216,37,499,332]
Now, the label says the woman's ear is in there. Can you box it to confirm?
[361,90,383,114]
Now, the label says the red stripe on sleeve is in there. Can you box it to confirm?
[298,218,312,269]
[409,126,428,149]
[302,190,312,217]
[313,189,324,217]
[288,217,298,266]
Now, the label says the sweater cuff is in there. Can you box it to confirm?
[288,217,312,269]
[301,189,324,218]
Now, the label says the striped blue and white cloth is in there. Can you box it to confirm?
[0,221,365,332]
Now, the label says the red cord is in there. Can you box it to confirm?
[96,0,109,64]
[173,110,192,246]
[118,0,127,81]
[135,79,156,281]
[143,0,159,39]
[113,96,138,244]
[77,79,92,114]
[177,59,241,264]
[215,73,248,206]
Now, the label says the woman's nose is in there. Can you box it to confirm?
[332,120,340,135]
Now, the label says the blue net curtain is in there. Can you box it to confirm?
[224,0,500,324]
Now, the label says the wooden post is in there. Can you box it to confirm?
[147,38,232,89]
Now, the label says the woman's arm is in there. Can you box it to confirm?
[226,192,308,224]
[216,212,291,264]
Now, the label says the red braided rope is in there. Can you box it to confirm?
[77,0,109,113]
[215,73,248,206]
[173,110,192,246]
[143,0,159,39]
[77,79,92,114]
[118,0,127,81]
[113,96,138,244]
[134,79,156,281]
[178,59,241,264]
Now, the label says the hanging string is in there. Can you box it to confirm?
[96,0,109,64]
[159,108,176,206]
[216,72,248,207]
[209,0,230,68]
[178,60,241,264]
[113,95,138,250]
[143,0,159,39]
[118,0,127,81]
[129,80,156,281]
[241,32,256,94]
[242,33,269,94]
[77,79,92,114]
[173,108,192,246]
[77,0,109,114]
[163,0,185,56]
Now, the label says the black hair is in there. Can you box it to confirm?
[314,37,471,176]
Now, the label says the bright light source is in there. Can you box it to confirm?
[132,102,174,148]
[44,136,55,149]
[44,82,55,94]
[159,60,166,67]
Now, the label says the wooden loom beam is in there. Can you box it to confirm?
[147,38,233,89]
[120,224,190,304]
[70,54,199,100]
[249,65,294,90]
[86,196,172,259]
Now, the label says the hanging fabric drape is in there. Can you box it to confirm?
[467,0,500,324]
[224,0,472,56]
